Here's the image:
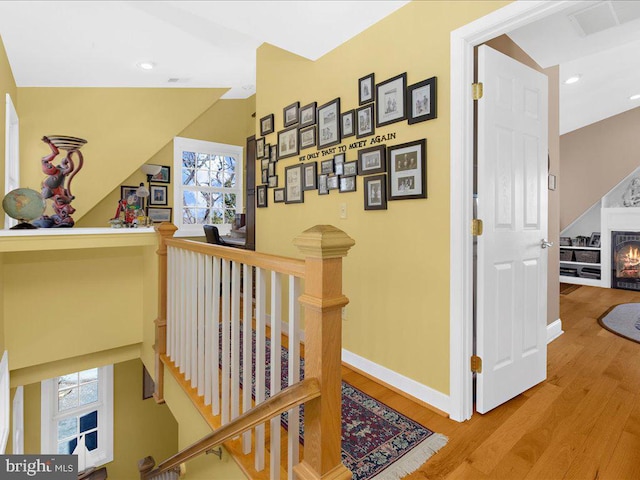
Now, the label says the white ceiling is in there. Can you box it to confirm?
[0,0,639,133]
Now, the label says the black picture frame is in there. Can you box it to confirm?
[260,113,274,135]
[356,104,375,138]
[407,77,437,124]
[264,143,270,159]
[299,125,316,150]
[387,139,427,200]
[303,162,318,190]
[268,161,276,177]
[261,158,270,171]
[318,174,329,195]
[150,166,171,184]
[343,160,358,177]
[274,188,285,203]
[120,185,144,209]
[341,109,355,138]
[334,153,345,175]
[339,176,356,193]
[299,102,317,127]
[268,175,278,188]
[261,169,268,184]
[589,232,601,247]
[358,144,386,175]
[317,98,341,149]
[147,207,172,223]
[321,159,334,175]
[277,126,299,160]
[283,101,300,127]
[285,164,304,204]
[359,72,375,105]
[256,185,268,208]
[271,145,277,162]
[327,175,339,190]
[149,185,168,206]
[364,174,387,210]
[256,137,265,159]
[376,72,407,127]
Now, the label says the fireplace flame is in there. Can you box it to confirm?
[625,247,640,267]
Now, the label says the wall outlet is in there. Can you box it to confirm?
[340,203,347,219]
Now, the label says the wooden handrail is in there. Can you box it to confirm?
[164,238,306,278]
[139,377,321,480]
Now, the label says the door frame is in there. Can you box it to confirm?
[449,0,574,422]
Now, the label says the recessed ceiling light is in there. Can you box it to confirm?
[137,61,156,70]
[630,94,640,101]
[564,75,581,85]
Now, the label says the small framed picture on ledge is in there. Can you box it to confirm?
[149,185,167,206]
[589,232,601,248]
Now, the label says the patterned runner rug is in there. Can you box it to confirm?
[598,303,640,344]
[224,329,448,479]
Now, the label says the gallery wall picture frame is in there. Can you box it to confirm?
[318,174,329,195]
[356,104,375,138]
[343,160,358,177]
[303,162,318,191]
[334,153,345,175]
[327,175,339,190]
[387,138,427,201]
[376,72,407,127]
[364,174,387,210]
[271,146,277,162]
[317,98,341,149]
[407,76,437,124]
[261,169,269,184]
[256,185,268,207]
[277,126,299,160]
[268,161,276,177]
[147,206,172,223]
[274,188,285,203]
[359,72,375,105]
[339,176,356,193]
[358,144,386,175]
[341,110,355,138]
[283,101,300,127]
[268,175,278,188]
[285,164,304,204]
[260,113,274,135]
[149,185,168,206]
[120,185,144,209]
[150,166,171,184]
[299,102,317,127]
[321,159,334,175]
[256,137,265,159]
[264,143,271,159]
[589,232,601,247]
[262,159,270,171]
[299,125,316,150]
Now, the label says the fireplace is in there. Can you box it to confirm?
[612,231,640,290]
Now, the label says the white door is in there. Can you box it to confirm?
[476,45,549,414]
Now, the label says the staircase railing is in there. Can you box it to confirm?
[143,224,355,480]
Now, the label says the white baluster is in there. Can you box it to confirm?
[242,264,253,454]
[212,256,221,415]
[197,253,205,397]
[221,258,231,425]
[270,271,282,480]
[184,250,192,380]
[204,254,213,407]
[190,251,198,388]
[179,249,187,374]
[255,267,267,472]
[287,275,301,477]
[167,247,174,360]
[231,261,241,421]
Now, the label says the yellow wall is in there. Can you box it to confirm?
[17,87,226,223]
[255,1,508,395]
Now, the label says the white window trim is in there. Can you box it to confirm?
[41,365,114,468]
[12,386,24,454]
[173,136,244,237]
[5,93,20,229]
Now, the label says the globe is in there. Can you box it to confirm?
[2,188,46,229]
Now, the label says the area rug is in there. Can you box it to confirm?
[598,303,640,344]
[220,328,448,480]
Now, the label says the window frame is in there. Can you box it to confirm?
[173,136,244,237]
[41,365,113,468]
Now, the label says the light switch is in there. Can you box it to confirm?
[340,203,347,219]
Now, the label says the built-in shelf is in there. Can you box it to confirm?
[559,275,603,287]
[561,260,601,267]
[559,246,600,251]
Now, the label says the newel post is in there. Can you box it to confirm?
[154,222,178,403]
[293,225,355,480]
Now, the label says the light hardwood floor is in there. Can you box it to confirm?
[342,285,640,480]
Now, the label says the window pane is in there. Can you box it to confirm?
[210,210,224,224]
[194,192,209,207]
[58,417,77,441]
[80,411,98,432]
[223,170,236,188]
[183,208,198,225]
[183,190,197,207]
[58,373,78,390]
[182,168,196,186]
[79,369,98,384]
[79,382,98,406]
[85,431,98,451]
[196,153,209,169]
[210,155,224,171]
[182,151,196,168]
[224,209,236,223]
[195,170,210,186]
[224,194,236,207]
[59,388,78,411]
[209,170,223,188]
[58,438,77,455]
[211,194,223,209]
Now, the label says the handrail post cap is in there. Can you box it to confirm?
[155,222,178,237]
[293,225,355,259]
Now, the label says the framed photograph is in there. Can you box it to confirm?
[285,164,304,204]
[260,113,274,135]
[334,153,345,175]
[317,98,341,149]
[147,207,172,223]
[356,104,375,138]
[589,232,601,248]
[299,125,316,150]
[560,237,572,246]
[358,144,386,175]
[321,159,334,175]
[327,175,339,190]
[149,185,168,206]
[277,126,299,160]
[299,102,317,127]
[267,162,275,177]
[407,76,437,124]
[388,139,426,200]
[376,73,407,127]
[283,101,300,127]
[343,160,358,177]
[261,169,268,184]
[359,73,375,105]
[341,110,355,138]
[303,162,318,190]
[150,166,171,184]
[264,143,271,159]
[261,158,270,171]
[339,176,356,193]
[120,185,144,209]
[256,137,265,159]
[364,174,387,210]
[318,174,329,195]
[268,175,278,188]
[274,188,285,203]
[271,146,277,162]
[256,185,268,208]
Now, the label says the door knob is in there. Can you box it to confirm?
[541,240,553,249]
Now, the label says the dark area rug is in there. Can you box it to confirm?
[598,303,640,344]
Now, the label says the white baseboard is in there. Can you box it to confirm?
[341,349,450,415]
[547,319,563,344]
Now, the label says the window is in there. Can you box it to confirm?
[5,94,19,229]
[41,365,113,468]
[173,137,243,236]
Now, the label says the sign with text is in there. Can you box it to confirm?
[0,455,77,479]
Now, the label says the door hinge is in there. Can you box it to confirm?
[472,219,483,236]
[472,82,483,100]
[471,355,483,373]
